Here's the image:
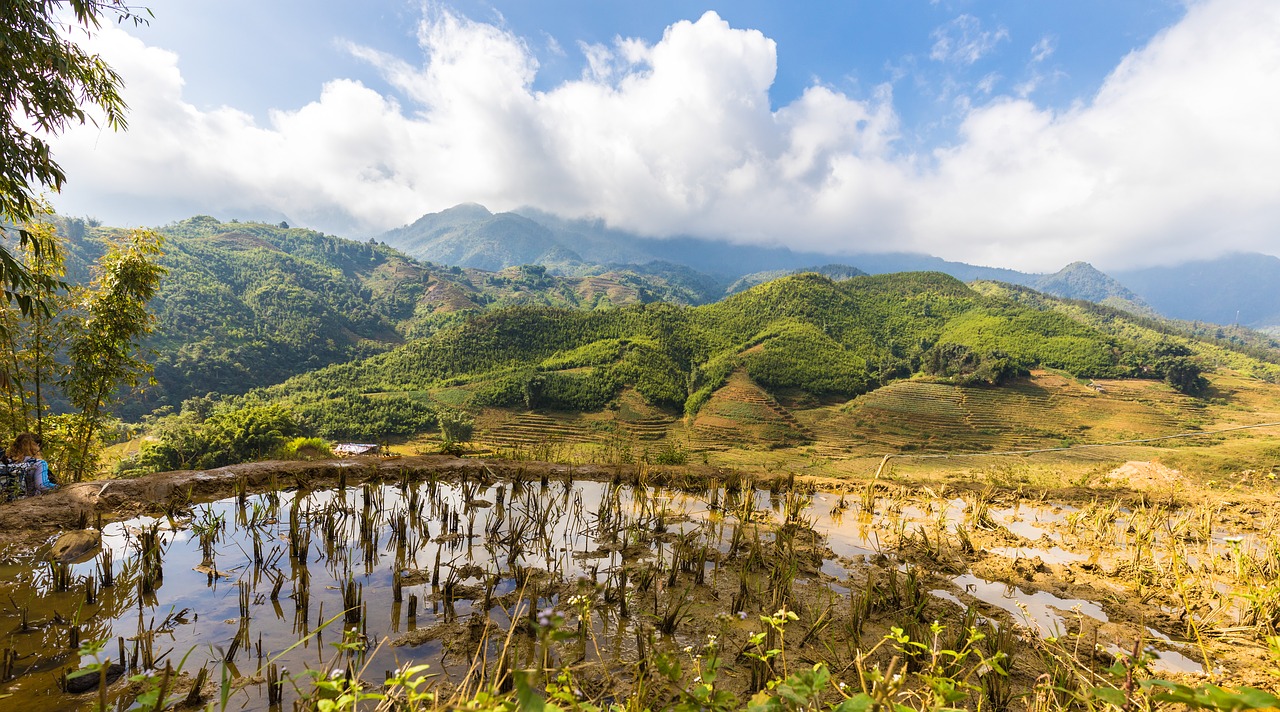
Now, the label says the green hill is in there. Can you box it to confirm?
[725,263,867,295]
[53,216,721,418]
[248,271,1213,439]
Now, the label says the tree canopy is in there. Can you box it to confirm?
[0,0,147,311]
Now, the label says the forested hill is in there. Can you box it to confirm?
[248,270,1265,439]
[55,216,722,418]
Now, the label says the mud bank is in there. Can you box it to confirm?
[0,456,630,539]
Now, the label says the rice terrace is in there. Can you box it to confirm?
[6,355,1280,710]
[6,0,1280,710]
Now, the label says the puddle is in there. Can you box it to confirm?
[952,573,1108,636]
[1106,643,1205,675]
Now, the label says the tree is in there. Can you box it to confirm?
[0,217,70,440]
[1149,341,1210,397]
[1,1,148,315]
[64,229,165,480]
[438,409,474,452]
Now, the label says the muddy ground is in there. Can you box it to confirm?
[2,455,1278,709]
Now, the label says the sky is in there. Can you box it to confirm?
[44,0,1280,272]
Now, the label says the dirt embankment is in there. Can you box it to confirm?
[0,455,645,546]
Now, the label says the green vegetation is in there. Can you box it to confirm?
[123,400,300,474]
[0,0,145,308]
[242,271,1151,435]
[1,217,166,480]
[101,261,1280,477]
[48,216,734,420]
[63,229,166,479]
[280,436,332,460]
[34,212,1277,482]
[971,281,1280,378]
[438,409,474,453]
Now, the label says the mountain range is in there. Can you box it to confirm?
[43,208,1280,424]
[58,216,730,418]
[379,203,1280,331]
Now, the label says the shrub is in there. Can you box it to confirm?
[439,410,475,445]
[280,436,332,460]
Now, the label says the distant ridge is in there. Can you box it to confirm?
[382,203,1280,329]
[1033,262,1155,316]
[1118,253,1280,329]
[381,203,1051,282]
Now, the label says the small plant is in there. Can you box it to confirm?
[648,443,689,466]
[281,436,332,460]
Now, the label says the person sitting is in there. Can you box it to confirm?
[0,455,22,501]
[7,432,55,495]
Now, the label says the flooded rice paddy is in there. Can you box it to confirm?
[0,470,1274,709]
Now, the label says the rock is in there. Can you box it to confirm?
[66,662,125,693]
[50,529,101,563]
[193,563,234,579]
[1104,461,1182,492]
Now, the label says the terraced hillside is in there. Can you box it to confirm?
[688,370,811,451]
[474,411,606,451]
[464,389,680,461]
[797,370,1202,455]
[436,367,1259,469]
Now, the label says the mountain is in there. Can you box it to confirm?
[1117,253,1280,330]
[379,204,580,271]
[726,264,868,295]
[381,205,1280,332]
[49,208,1280,428]
[384,204,1040,281]
[53,216,727,418]
[1032,262,1155,315]
[250,270,1246,438]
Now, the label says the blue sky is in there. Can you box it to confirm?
[48,0,1280,271]
[129,1,1183,147]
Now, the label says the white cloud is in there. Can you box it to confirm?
[1030,36,1056,63]
[930,15,1010,66]
[975,72,1000,95]
[47,0,1280,271]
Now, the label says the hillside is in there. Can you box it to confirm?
[381,205,1280,332]
[1032,261,1154,315]
[54,216,719,418]
[971,281,1280,381]
[248,271,1222,439]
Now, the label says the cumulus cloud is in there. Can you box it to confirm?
[47,0,1280,271]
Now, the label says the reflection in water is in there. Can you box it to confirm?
[0,479,1207,709]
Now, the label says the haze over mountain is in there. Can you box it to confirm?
[380,204,1047,283]
[1118,254,1280,331]
[1033,262,1154,316]
[382,203,1280,328]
